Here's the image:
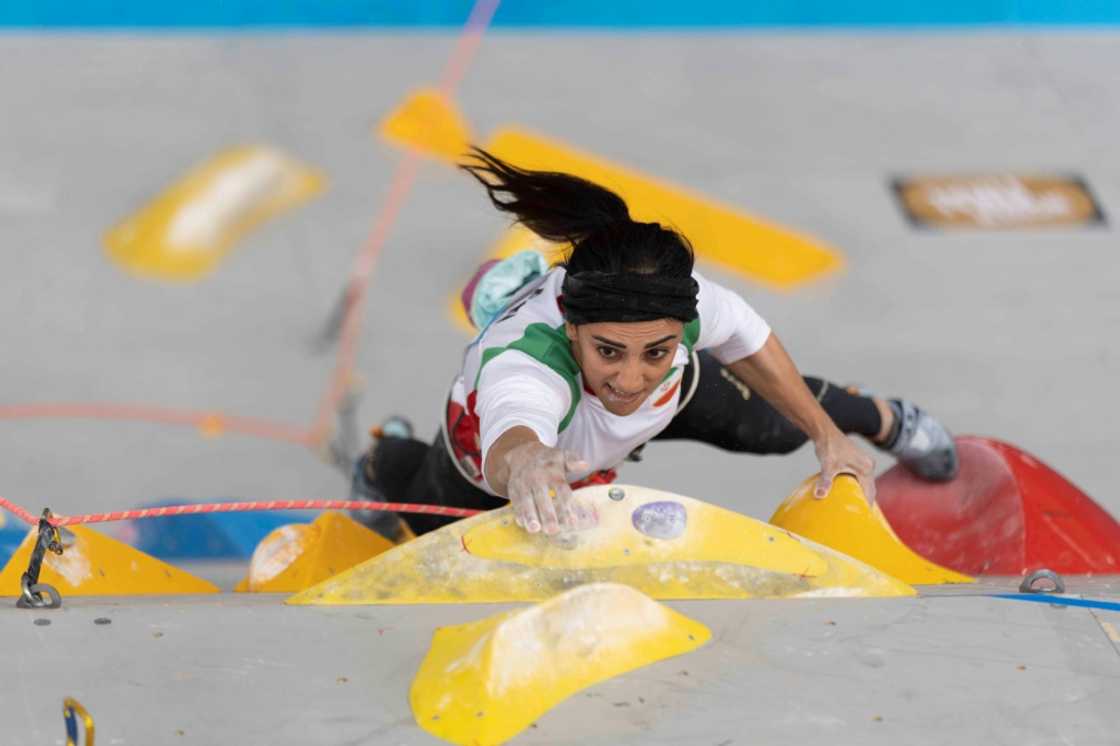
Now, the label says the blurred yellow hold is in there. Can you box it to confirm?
[104,145,325,282]
[288,483,914,606]
[411,583,709,746]
[379,88,473,162]
[0,525,218,595]
[235,511,394,593]
[769,475,975,585]
[485,128,843,290]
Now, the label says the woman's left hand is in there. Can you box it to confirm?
[813,429,876,504]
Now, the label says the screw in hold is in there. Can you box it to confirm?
[608,487,626,501]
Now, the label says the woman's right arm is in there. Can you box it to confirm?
[483,427,592,534]
[483,426,544,496]
[475,355,596,535]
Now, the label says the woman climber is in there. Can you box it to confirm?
[352,148,957,540]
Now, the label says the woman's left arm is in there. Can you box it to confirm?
[725,333,877,502]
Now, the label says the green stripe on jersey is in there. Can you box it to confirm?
[475,322,582,431]
[659,319,701,383]
[683,318,700,352]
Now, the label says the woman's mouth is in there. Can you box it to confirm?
[603,383,643,404]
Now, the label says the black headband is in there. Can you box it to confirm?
[561,271,699,325]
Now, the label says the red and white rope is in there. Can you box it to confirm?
[0,495,479,528]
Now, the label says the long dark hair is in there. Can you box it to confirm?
[460,147,694,279]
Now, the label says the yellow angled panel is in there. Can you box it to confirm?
[379,88,473,162]
[236,512,394,593]
[0,525,218,596]
[484,128,843,290]
[770,475,974,585]
[411,583,710,746]
[104,145,325,282]
[288,484,914,605]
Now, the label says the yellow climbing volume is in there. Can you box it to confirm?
[288,483,915,605]
[411,582,710,746]
[769,475,974,585]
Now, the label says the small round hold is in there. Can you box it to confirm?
[632,501,688,540]
[1019,568,1065,594]
[608,487,626,501]
[94,617,112,626]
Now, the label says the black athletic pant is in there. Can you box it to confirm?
[371,351,882,535]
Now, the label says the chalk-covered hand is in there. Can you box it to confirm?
[813,430,876,504]
[504,442,598,534]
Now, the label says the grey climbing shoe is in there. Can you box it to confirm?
[879,399,959,481]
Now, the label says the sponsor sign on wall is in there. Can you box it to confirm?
[892,175,1106,230]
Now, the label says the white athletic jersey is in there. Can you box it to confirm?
[444,267,771,494]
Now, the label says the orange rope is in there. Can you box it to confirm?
[309,153,421,441]
[310,0,502,440]
[439,0,502,95]
[0,403,313,446]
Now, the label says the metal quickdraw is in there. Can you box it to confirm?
[63,697,95,746]
[16,508,64,609]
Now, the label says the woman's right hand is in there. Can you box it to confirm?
[503,441,598,534]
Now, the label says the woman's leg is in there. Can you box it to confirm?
[401,435,507,535]
[352,430,505,537]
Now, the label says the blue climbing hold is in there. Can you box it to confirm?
[631,501,688,540]
[111,500,313,561]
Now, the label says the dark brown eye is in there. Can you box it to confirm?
[597,346,619,360]
[646,348,669,361]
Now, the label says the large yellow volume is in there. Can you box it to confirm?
[288,483,914,606]
[104,145,324,281]
[377,87,843,316]
[0,525,218,596]
[769,475,974,585]
[484,128,842,289]
[234,512,395,593]
[411,582,710,746]
[445,132,843,329]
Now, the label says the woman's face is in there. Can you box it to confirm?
[565,318,684,416]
